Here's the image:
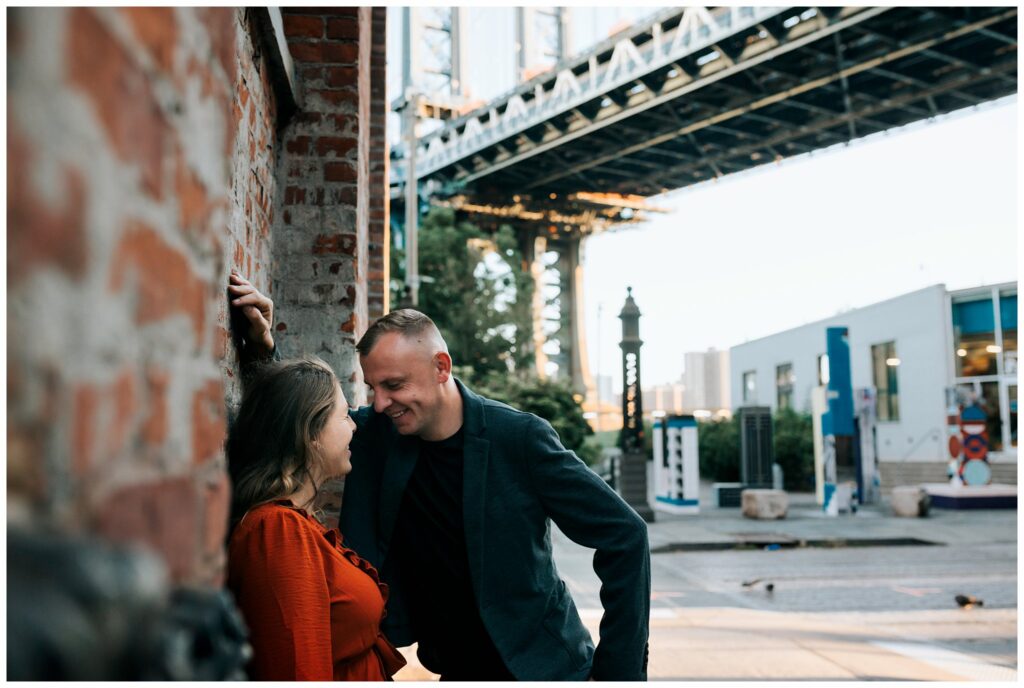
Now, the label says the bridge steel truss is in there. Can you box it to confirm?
[390,5,1017,401]
[394,6,1016,195]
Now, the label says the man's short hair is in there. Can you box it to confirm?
[356,309,442,356]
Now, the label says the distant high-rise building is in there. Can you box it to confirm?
[683,349,731,411]
[642,382,686,416]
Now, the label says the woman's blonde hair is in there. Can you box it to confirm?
[227,356,339,523]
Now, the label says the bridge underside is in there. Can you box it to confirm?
[407,6,1016,200]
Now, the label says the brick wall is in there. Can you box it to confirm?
[7,7,385,585]
[368,8,390,321]
[273,8,376,409]
[8,7,246,586]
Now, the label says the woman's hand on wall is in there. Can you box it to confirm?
[229,270,275,356]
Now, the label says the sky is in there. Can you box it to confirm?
[584,96,1018,390]
[387,7,1019,392]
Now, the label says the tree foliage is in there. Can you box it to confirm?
[391,208,533,378]
[392,207,597,464]
[697,416,741,483]
[772,408,815,491]
[466,370,599,466]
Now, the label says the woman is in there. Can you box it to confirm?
[226,356,405,681]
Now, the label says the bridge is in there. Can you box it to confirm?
[391,6,1018,405]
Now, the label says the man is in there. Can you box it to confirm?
[229,273,650,681]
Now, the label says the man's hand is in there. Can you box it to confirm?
[229,270,275,355]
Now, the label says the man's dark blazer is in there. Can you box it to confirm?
[339,379,650,681]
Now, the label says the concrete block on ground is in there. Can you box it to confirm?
[741,489,788,520]
[891,486,930,517]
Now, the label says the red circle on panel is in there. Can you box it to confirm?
[948,436,962,458]
[962,434,988,460]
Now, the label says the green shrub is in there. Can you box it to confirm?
[694,410,814,490]
[773,408,815,491]
[697,416,740,482]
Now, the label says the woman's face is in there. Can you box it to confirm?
[316,384,357,479]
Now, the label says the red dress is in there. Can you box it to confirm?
[227,501,406,681]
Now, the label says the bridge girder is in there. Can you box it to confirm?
[392,6,1016,199]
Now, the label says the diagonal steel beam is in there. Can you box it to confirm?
[521,7,1014,190]
[618,58,1016,191]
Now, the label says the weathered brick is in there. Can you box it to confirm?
[72,383,100,476]
[121,7,178,74]
[325,66,358,89]
[330,113,355,134]
[288,41,323,62]
[199,8,237,85]
[316,136,357,158]
[323,41,359,64]
[313,233,357,255]
[176,151,211,237]
[107,369,137,457]
[202,470,230,558]
[283,14,323,39]
[7,127,88,284]
[306,88,358,108]
[324,161,357,182]
[142,367,170,445]
[292,111,322,125]
[9,5,300,588]
[96,478,199,583]
[109,221,207,342]
[192,379,225,464]
[326,17,358,40]
[69,8,168,199]
[285,136,311,154]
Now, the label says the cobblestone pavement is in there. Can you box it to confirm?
[551,485,1018,682]
[393,486,1017,681]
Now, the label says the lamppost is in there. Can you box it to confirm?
[619,287,655,522]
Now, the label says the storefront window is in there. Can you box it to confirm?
[871,341,899,421]
[980,381,1003,452]
[952,298,998,377]
[1000,293,1017,375]
[1009,384,1018,449]
[776,363,794,410]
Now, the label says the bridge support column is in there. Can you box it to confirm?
[561,236,597,406]
[521,231,550,380]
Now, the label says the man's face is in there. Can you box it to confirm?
[360,331,446,437]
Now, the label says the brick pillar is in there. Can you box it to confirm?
[367,7,389,321]
[5,7,275,587]
[275,8,374,408]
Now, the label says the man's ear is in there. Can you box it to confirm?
[435,351,453,382]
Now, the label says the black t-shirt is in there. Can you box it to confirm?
[388,428,514,680]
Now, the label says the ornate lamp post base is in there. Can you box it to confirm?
[620,451,656,522]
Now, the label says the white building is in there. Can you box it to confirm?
[729,283,1017,488]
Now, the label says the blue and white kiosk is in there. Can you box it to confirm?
[652,414,700,514]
